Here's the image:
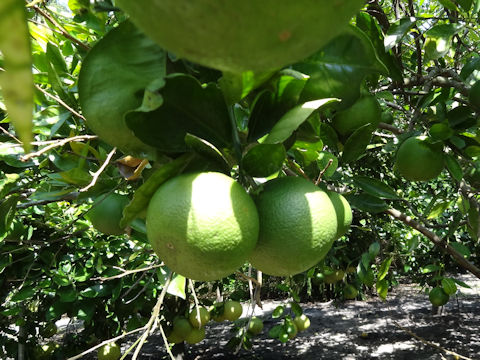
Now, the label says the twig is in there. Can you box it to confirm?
[80,147,117,192]
[92,263,163,281]
[235,271,262,287]
[32,5,90,51]
[20,135,97,162]
[315,159,334,185]
[124,271,156,305]
[378,122,404,135]
[34,84,85,120]
[66,326,145,360]
[386,208,480,279]
[286,159,312,182]
[131,272,174,360]
[188,279,202,329]
[0,125,22,143]
[393,321,472,360]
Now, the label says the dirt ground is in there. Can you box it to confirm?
[136,274,480,360]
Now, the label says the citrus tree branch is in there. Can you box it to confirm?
[34,84,85,120]
[385,208,480,279]
[20,135,98,162]
[92,263,163,281]
[80,147,117,192]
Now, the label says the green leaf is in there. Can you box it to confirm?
[424,24,464,62]
[11,286,35,302]
[242,144,286,177]
[441,278,457,295]
[430,123,454,141]
[377,257,392,281]
[353,176,400,200]
[126,74,232,152]
[427,201,452,219]
[450,242,471,258]
[0,173,19,202]
[80,284,111,298]
[77,300,96,322]
[268,324,283,338]
[357,264,375,287]
[341,124,374,164]
[272,305,285,319]
[421,264,440,274]
[295,26,387,108]
[290,302,303,317]
[263,99,338,144]
[119,153,194,228]
[376,279,389,300]
[369,242,381,259]
[345,193,388,214]
[467,205,479,241]
[0,196,19,236]
[460,57,480,80]
[439,0,458,10]
[384,17,416,51]
[78,20,165,157]
[0,0,34,151]
[445,155,463,182]
[185,134,230,173]
[219,70,275,105]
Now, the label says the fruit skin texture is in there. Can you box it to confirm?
[247,317,264,335]
[249,177,339,276]
[115,0,363,73]
[332,95,381,136]
[293,314,311,332]
[172,317,193,339]
[185,327,206,344]
[395,136,444,181]
[223,300,243,321]
[327,191,352,239]
[429,287,449,307]
[146,172,259,281]
[87,193,130,235]
[98,342,121,360]
[469,80,480,108]
[189,307,210,328]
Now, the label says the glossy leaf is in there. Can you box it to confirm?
[450,242,471,258]
[376,279,388,300]
[272,305,285,319]
[242,143,286,177]
[263,99,338,144]
[0,0,34,151]
[445,155,463,182]
[295,26,387,108]
[345,193,388,214]
[384,17,416,51]
[185,133,230,173]
[341,124,374,164]
[353,176,400,200]
[126,74,232,152]
[441,278,457,295]
[377,257,392,281]
[219,70,275,104]
[78,21,165,157]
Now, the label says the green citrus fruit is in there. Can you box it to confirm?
[312,272,325,285]
[327,191,352,239]
[395,136,444,181]
[167,330,184,344]
[332,95,381,136]
[184,327,206,344]
[469,81,480,108]
[97,342,121,360]
[429,287,449,307]
[293,314,311,332]
[223,300,243,321]
[87,193,129,235]
[334,269,345,282]
[249,177,338,276]
[344,284,358,300]
[146,172,259,281]
[247,317,264,335]
[346,266,357,274]
[381,111,394,124]
[323,268,339,284]
[172,317,193,339]
[189,307,210,328]
[115,1,363,73]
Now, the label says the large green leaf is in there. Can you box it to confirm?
[263,99,338,144]
[294,26,387,109]
[126,74,232,153]
[241,143,286,177]
[384,17,416,51]
[78,21,165,158]
[353,176,400,200]
[0,0,34,151]
[219,70,275,104]
[424,24,464,61]
[346,193,388,213]
[341,124,374,164]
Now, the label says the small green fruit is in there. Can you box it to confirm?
[429,287,449,307]
[189,307,210,328]
[223,300,243,321]
[247,317,264,335]
[184,327,206,344]
[293,314,311,332]
[97,342,121,360]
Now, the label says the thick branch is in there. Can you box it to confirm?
[386,208,480,279]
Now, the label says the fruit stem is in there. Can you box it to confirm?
[228,105,243,166]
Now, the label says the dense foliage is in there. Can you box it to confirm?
[1,0,480,358]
